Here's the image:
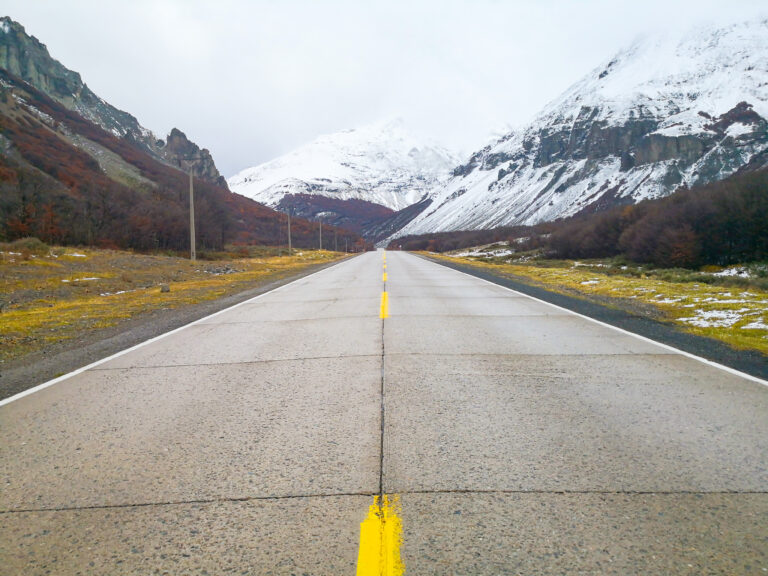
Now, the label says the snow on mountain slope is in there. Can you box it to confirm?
[228,118,458,212]
[392,18,768,239]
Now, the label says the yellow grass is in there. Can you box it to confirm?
[427,253,768,355]
[0,247,348,362]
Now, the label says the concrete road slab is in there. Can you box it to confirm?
[199,296,380,323]
[1,357,380,510]
[388,294,569,317]
[383,354,768,493]
[263,286,380,303]
[399,492,768,575]
[99,316,382,369]
[0,495,368,575]
[387,283,506,300]
[385,315,673,356]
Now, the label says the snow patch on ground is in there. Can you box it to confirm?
[100,290,134,297]
[680,308,756,328]
[655,296,682,304]
[714,266,752,278]
[453,248,515,258]
[62,277,101,283]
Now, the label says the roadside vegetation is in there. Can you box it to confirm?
[392,168,768,269]
[0,238,348,363]
[428,247,768,356]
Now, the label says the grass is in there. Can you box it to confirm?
[0,242,349,363]
[427,250,768,356]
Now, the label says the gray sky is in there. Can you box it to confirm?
[4,1,767,176]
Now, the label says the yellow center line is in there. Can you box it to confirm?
[380,291,389,318]
[381,252,389,317]
[357,495,404,576]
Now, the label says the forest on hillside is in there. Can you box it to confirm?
[389,168,768,268]
[0,69,360,253]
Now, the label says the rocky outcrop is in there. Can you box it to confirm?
[0,16,227,187]
[523,101,766,183]
[158,128,226,187]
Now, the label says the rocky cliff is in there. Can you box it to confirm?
[0,16,226,186]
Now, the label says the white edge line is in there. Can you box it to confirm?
[0,256,354,408]
[426,256,768,388]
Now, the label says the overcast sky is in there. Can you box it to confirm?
[4,1,767,176]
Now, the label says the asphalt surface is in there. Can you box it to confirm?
[1,250,766,574]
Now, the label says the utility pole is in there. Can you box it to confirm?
[334,228,338,252]
[319,218,322,250]
[345,237,348,253]
[189,171,196,261]
[287,208,292,256]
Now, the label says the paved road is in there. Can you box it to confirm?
[1,250,767,574]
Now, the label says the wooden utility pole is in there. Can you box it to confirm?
[334,228,337,252]
[319,219,322,250]
[189,171,196,261]
[287,209,292,256]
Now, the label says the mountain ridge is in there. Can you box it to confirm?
[389,18,768,240]
[0,16,227,186]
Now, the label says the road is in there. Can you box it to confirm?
[1,250,766,574]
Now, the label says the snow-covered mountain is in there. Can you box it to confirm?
[228,118,458,212]
[391,18,768,239]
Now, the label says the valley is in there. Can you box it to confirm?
[1,8,767,575]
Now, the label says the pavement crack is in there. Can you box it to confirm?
[379,297,386,498]
[89,354,381,371]
[4,489,765,515]
[0,491,379,515]
[396,488,768,497]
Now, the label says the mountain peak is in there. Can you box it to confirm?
[229,118,459,212]
[540,17,768,131]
